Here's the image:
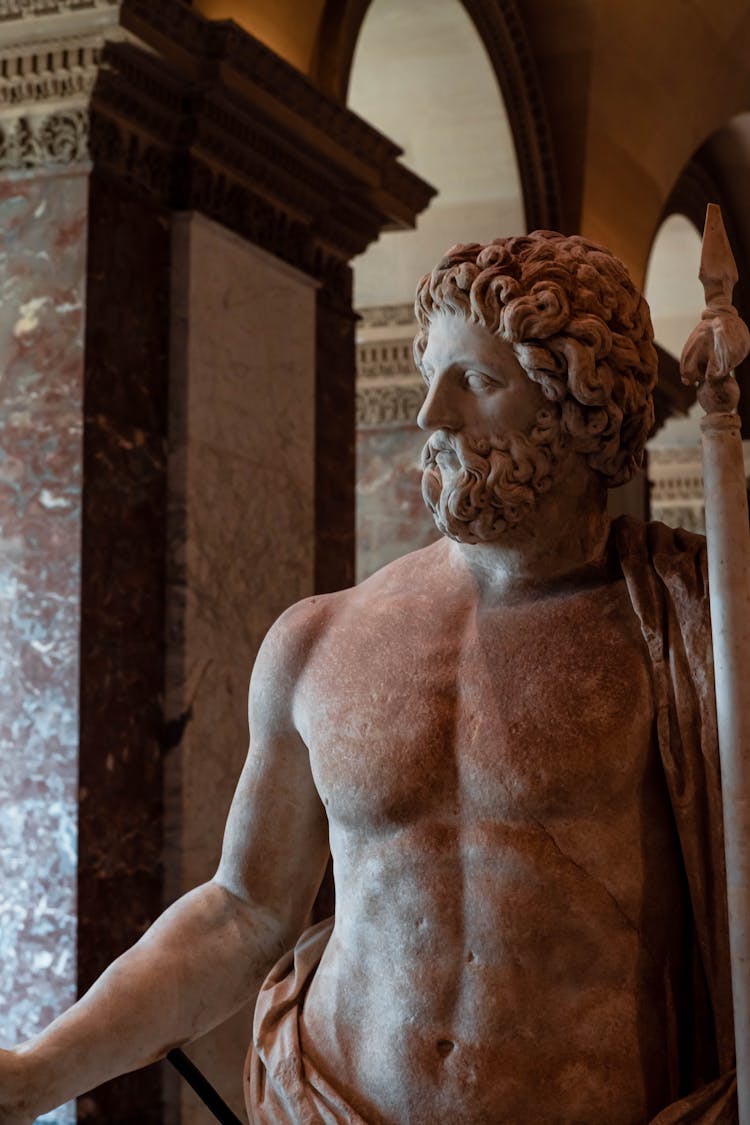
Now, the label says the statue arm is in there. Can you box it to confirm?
[0,603,330,1124]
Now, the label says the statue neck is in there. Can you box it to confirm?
[451,460,612,602]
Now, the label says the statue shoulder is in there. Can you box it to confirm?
[257,591,340,676]
[255,538,450,687]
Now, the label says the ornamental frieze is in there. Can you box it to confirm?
[0,0,117,19]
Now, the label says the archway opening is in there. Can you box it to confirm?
[348,0,525,580]
[644,214,708,530]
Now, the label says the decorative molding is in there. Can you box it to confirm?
[311,0,561,231]
[355,303,424,427]
[647,441,750,535]
[0,0,126,171]
[357,338,414,382]
[0,0,434,291]
[648,445,709,468]
[0,39,103,110]
[118,0,430,215]
[357,302,414,330]
[0,107,87,167]
[89,0,432,292]
[356,382,425,428]
[0,0,117,18]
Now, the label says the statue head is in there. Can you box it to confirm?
[413,232,658,543]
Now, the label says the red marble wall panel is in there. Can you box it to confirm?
[0,169,88,1125]
[356,423,438,582]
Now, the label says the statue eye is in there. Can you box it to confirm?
[465,370,494,390]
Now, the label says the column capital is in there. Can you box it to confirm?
[0,0,434,296]
[0,0,126,169]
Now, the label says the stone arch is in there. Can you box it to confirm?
[311,0,562,232]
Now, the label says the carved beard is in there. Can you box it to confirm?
[420,408,563,544]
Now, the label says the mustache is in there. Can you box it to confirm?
[421,409,563,473]
[421,431,454,459]
[421,429,483,466]
[419,414,563,543]
[421,429,516,470]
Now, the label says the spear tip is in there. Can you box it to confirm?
[699,202,738,298]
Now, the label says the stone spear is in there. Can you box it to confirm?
[681,202,750,1121]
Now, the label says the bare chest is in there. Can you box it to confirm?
[297,581,655,830]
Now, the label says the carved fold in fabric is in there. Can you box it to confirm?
[648,1071,736,1123]
[247,517,737,1124]
[247,915,367,1124]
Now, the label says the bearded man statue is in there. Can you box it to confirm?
[0,232,736,1125]
[416,233,657,542]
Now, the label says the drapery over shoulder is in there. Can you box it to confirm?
[616,515,736,1117]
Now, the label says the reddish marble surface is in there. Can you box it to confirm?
[0,169,88,1124]
[356,423,439,582]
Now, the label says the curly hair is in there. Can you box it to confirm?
[414,232,658,487]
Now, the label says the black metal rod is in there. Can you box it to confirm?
[166,1047,244,1125]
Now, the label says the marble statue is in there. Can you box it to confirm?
[0,232,736,1124]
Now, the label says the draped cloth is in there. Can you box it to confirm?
[246,517,737,1124]
[246,915,362,1125]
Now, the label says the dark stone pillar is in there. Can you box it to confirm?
[77,168,171,1121]
[315,282,357,594]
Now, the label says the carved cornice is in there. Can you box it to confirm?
[311,0,561,232]
[116,0,434,237]
[356,382,425,428]
[0,107,87,168]
[0,0,117,19]
[648,440,750,534]
[0,0,125,170]
[356,303,425,427]
[0,0,434,291]
[358,303,415,330]
[357,344,415,382]
[0,39,102,109]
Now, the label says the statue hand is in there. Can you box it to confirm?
[0,1049,36,1125]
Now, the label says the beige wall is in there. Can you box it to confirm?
[167,213,318,1123]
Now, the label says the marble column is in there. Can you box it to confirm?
[0,4,433,1123]
[77,166,172,1123]
[0,167,88,1125]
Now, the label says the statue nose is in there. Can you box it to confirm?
[417,373,462,431]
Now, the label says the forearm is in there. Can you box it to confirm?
[8,880,290,1120]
